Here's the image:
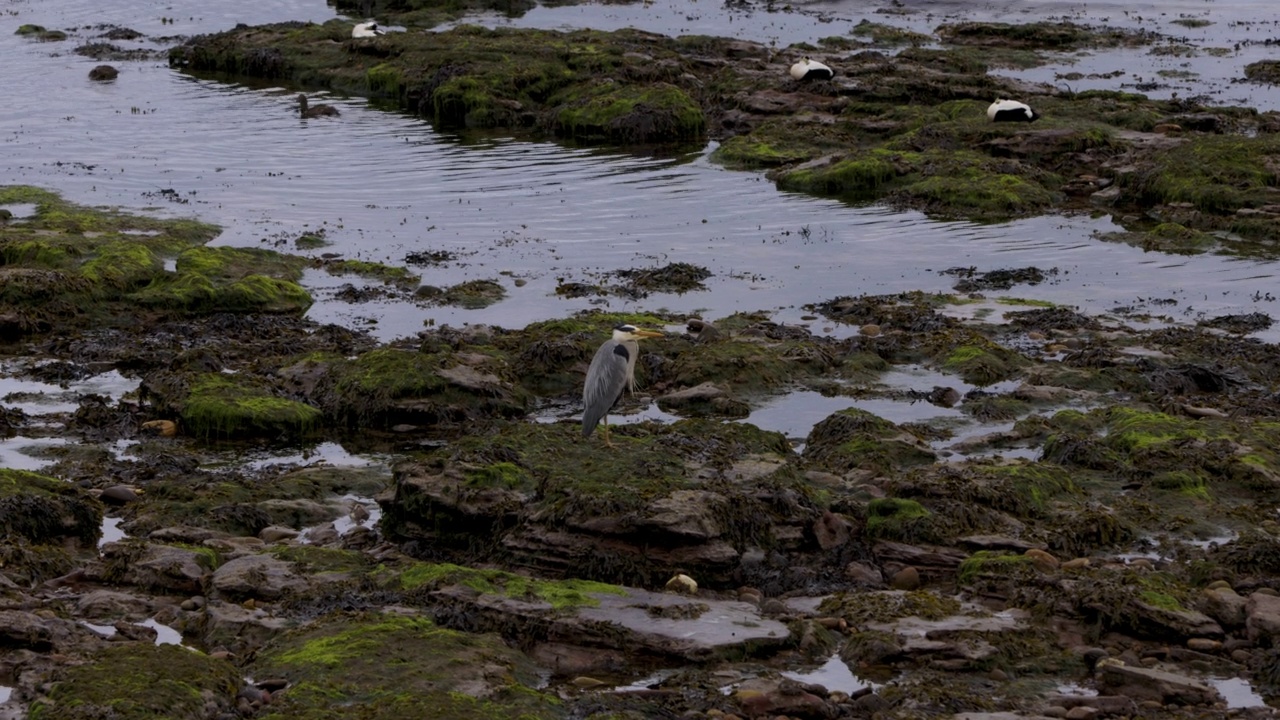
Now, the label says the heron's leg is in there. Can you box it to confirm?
[602,416,614,448]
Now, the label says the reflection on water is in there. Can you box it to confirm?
[781,654,876,694]
[0,0,1276,346]
[1209,676,1267,709]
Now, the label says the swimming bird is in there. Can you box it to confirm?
[352,20,384,38]
[297,94,340,119]
[987,99,1040,123]
[582,324,664,446]
[790,56,834,82]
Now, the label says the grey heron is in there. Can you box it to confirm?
[582,324,664,446]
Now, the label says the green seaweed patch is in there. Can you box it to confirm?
[804,408,937,475]
[1171,18,1212,29]
[398,561,625,608]
[181,372,321,439]
[0,185,218,251]
[417,279,506,309]
[1244,60,1280,84]
[1124,134,1280,218]
[554,82,704,144]
[935,21,1153,50]
[273,545,372,574]
[938,340,1027,386]
[957,550,1035,584]
[323,259,420,288]
[849,20,932,47]
[133,246,312,314]
[79,240,165,290]
[819,589,961,625]
[251,612,561,720]
[664,335,827,394]
[0,469,102,547]
[1096,222,1218,255]
[863,497,934,541]
[32,643,241,720]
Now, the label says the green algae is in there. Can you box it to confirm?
[864,497,933,541]
[819,589,961,624]
[397,561,624,608]
[133,246,313,314]
[323,258,420,287]
[848,20,931,47]
[273,545,372,574]
[251,612,562,720]
[957,550,1034,583]
[1125,134,1280,218]
[31,643,241,720]
[553,82,704,143]
[180,373,321,439]
[804,407,937,475]
[938,340,1027,386]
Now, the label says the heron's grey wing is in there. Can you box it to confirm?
[582,340,629,436]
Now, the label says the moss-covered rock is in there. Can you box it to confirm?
[133,246,312,314]
[0,468,102,547]
[31,642,241,720]
[250,612,562,720]
[803,408,937,475]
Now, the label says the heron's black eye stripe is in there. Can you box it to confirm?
[612,344,630,360]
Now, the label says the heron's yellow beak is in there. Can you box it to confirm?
[634,329,664,338]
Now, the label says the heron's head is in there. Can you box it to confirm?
[612,324,664,341]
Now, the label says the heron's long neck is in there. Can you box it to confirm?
[623,339,639,392]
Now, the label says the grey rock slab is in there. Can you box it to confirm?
[575,587,789,660]
[210,554,308,600]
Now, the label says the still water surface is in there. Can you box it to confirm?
[1,0,1277,344]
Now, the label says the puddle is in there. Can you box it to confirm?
[1209,676,1267,709]
[141,618,184,646]
[0,436,70,471]
[782,654,875,695]
[331,494,382,537]
[99,516,126,548]
[0,368,138,415]
[82,621,117,637]
[241,441,389,470]
[0,685,11,703]
[0,203,37,219]
[532,397,682,428]
[613,668,680,692]
[1056,682,1098,697]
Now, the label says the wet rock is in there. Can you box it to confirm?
[1202,585,1247,628]
[1097,662,1221,705]
[844,562,886,588]
[734,677,834,719]
[211,554,308,600]
[76,589,152,621]
[890,566,921,590]
[259,525,301,543]
[873,541,967,579]
[92,542,208,593]
[1246,591,1280,644]
[958,535,1039,552]
[1045,694,1136,716]
[529,642,626,675]
[656,382,750,418]
[200,599,290,656]
[98,485,141,505]
[813,510,852,550]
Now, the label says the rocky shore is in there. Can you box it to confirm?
[4,5,1280,720]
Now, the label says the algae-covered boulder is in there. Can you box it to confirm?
[0,468,102,547]
[141,370,321,439]
[250,612,562,719]
[382,419,814,586]
[803,408,937,475]
[31,642,241,720]
[291,346,529,427]
[132,245,312,314]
